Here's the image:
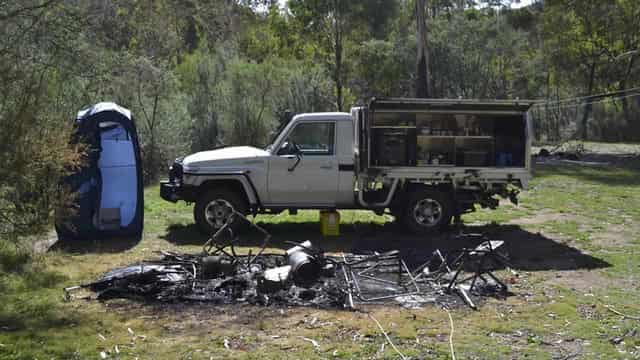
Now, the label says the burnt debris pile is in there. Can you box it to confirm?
[64,212,515,310]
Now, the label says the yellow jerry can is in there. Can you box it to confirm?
[320,210,340,236]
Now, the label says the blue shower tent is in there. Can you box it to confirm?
[56,103,144,240]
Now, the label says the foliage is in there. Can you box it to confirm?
[3,156,640,358]
[218,58,286,147]
[1,0,640,243]
[541,0,640,140]
[272,60,335,123]
[429,10,534,98]
[0,1,87,243]
[351,39,414,98]
[176,48,229,152]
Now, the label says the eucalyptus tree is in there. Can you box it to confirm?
[288,0,397,110]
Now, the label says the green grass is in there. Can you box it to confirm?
[2,152,640,359]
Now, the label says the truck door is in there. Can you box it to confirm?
[267,121,339,206]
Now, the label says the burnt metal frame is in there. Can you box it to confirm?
[202,209,271,267]
[340,252,422,303]
[444,241,510,295]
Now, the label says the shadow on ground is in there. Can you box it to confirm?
[163,221,610,272]
[49,235,142,254]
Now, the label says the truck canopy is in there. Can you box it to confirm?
[357,97,536,176]
[368,97,536,114]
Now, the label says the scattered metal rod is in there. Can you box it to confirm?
[246,221,271,266]
[400,259,421,293]
[355,257,402,275]
[445,240,509,295]
[455,285,477,310]
[348,266,421,302]
[202,214,238,256]
[412,249,451,282]
[358,273,400,286]
[340,255,355,310]
[66,230,511,311]
[350,252,422,289]
[202,208,272,269]
[191,263,197,288]
[343,251,400,266]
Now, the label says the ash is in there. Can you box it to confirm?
[64,212,513,310]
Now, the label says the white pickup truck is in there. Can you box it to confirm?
[160,98,533,234]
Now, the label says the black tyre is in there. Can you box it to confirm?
[194,188,248,235]
[401,189,453,234]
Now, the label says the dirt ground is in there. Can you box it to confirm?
[5,150,640,359]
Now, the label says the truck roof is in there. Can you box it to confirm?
[368,97,537,113]
[294,112,352,121]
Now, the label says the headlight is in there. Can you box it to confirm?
[169,161,183,182]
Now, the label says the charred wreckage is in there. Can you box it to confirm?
[64,207,515,311]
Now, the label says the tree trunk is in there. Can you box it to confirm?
[580,62,596,140]
[147,94,159,183]
[620,54,635,128]
[333,0,344,111]
[544,71,551,141]
[334,26,343,111]
[415,0,431,98]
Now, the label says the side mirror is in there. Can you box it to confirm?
[278,140,302,156]
[277,141,292,155]
[278,140,303,171]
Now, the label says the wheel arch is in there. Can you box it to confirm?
[186,174,260,209]
[391,181,454,208]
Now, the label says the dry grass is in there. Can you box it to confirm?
[2,150,640,359]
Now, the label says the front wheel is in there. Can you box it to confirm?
[194,188,248,235]
[401,189,453,234]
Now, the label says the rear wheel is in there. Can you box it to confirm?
[194,188,248,235]
[402,189,453,234]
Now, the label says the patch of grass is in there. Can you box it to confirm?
[541,220,592,243]
[532,164,640,217]
[0,243,31,273]
[257,209,392,226]
[143,187,193,234]
[463,202,533,224]
[2,153,640,358]
[596,245,640,279]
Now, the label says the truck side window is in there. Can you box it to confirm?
[289,122,335,156]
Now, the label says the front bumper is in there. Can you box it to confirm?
[160,180,186,203]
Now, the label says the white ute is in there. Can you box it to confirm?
[160,97,534,234]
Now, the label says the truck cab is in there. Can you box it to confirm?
[161,98,534,235]
[161,112,358,233]
[263,112,357,208]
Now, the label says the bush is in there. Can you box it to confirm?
[0,2,87,244]
[217,58,286,147]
